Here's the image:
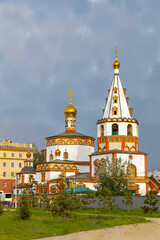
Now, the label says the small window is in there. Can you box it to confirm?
[3,153,6,158]
[109,138,111,141]
[129,138,131,142]
[3,182,6,187]
[127,124,133,136]
[11,172,14,177]
[11,153,14,158]
[119,137,122,141]
[100,125,104,137]
[112,106,118,115]
[112,124,118,135]
[125,137,127,141]
[114,137,117,141]
[3,162,6,167]
[114,87,118,94]
[63,151,68,160]
[113,96,118,103]
[11,182,14,187]
[19,163,22,168]
[133,138,135,142]
[49,152,53,161]
[19,153,22,158]
[11,162,14,168]
[3,172,6,177]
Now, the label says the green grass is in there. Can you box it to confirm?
[74,207,160,218]
[0,208,148,240]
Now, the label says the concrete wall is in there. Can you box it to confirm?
[81,196,160,209]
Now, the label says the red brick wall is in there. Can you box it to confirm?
[0,179,15,193]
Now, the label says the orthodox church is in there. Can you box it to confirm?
[14,48,150,197]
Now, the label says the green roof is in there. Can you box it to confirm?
[66,186,95,193]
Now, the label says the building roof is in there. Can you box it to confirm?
[90,149,148,156]
[18,166,36,174]
[66,172,91,179]
[37,160,77,165]
[66,186,95,193]
[46,131,94,139]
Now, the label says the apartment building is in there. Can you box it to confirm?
[0,139,35,201]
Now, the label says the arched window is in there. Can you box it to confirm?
[113,95,118,103]
[93,159,99,177]
[63,150,68,160]
[49,151,53,161]
[100,125,104,137]
[127,124,133,136]
[127,164,136,178]
[41,172,45,182]
[112,106,118,115]
[112,124,118,135]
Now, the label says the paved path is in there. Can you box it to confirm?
[35,218,160,240]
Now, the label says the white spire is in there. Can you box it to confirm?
[103,47,131,119]
[103,74,131,118]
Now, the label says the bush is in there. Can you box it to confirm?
[123,191,133,212]
[50,181,81,221]
[17,193,32,220]
[141,189,159,214]
[97,187,117,212]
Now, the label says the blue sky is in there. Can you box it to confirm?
[0,0,159,170]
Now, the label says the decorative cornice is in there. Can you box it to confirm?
[97,117,138,125]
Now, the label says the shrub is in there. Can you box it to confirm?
[17,192,32,220]
[141,189,159,214]
[50,180,81,221]
[123,191,133,212]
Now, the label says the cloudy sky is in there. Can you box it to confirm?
[0,0,159,170]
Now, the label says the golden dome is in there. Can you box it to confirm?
[55,148,61,157]
[26,152,31,159]
[113,59,120,69]
[64,87,77,118]
[113,46,120,69]
[64,103,77,118]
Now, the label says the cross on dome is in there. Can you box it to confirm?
[67,86,74,104]
[115,46,118,60]
[113,46,120,70]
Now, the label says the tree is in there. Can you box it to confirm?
[33,145,46,169]
[97,187,117,212]
[17,191,31,220]
[50,179,81,221]
[95,157,131,196]
[123,191,133,212]
[141,189,159,214]
[40,191,50,210]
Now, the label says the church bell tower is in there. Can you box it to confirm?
[97,47,139,153]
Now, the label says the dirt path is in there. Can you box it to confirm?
[35,218,160,240]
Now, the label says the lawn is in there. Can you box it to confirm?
[0,208,148,240]
[74,207,160,218]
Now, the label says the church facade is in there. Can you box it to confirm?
[14,48,149,197]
